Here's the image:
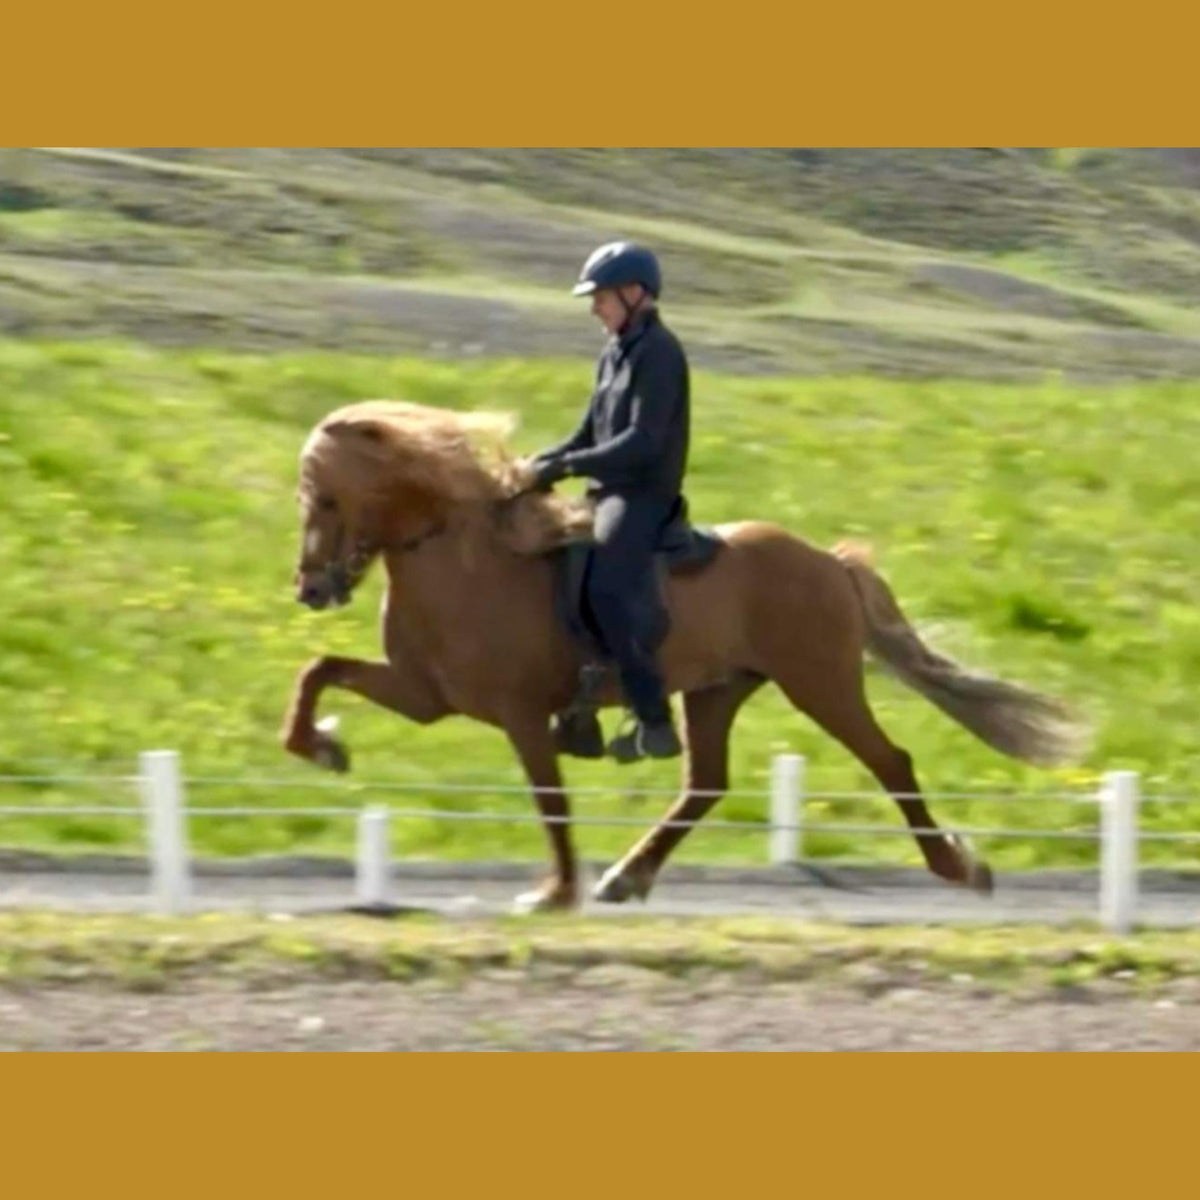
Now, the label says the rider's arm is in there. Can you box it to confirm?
[560,341,683,484]
[535,406,594,463]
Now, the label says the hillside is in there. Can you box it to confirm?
[3,147,1200,379]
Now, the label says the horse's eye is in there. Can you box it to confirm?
[317,495,338,513]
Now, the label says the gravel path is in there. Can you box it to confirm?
[3,860,1199,926]
[3,974,1197,1051]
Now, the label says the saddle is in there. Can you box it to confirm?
[549,496,723,753]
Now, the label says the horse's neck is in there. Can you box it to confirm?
[381,520,537,633]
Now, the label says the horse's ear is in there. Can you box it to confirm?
[323,418,385,444]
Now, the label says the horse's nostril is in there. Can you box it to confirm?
[299,583,322,605]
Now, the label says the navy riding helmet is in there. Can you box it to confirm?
[572,241,662,298]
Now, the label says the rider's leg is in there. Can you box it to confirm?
[586,493,681,760]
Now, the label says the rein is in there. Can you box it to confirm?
[390,516,447,554]
[332,516,446,593]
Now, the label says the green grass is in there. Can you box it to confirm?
[1,911,1197,993]
[0,339,1197,869]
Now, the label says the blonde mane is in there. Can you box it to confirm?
[301,399,593,555]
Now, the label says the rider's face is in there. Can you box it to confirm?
[590,285,644,335]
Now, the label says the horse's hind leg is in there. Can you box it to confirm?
[593,672,764,903]
[775,659,992,892]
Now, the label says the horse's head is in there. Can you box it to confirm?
[293,399,594,608]
[294,417,394,610]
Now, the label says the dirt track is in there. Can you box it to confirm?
[4,974,1198,1051]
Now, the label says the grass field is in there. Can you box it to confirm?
[1,339,1196,869]
[1,912,1198,992]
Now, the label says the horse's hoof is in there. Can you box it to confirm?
[511,883,577,915]
[313,735,351,774]
[592,861,652,905]
[968,857,995,896]
[943,833,993,896]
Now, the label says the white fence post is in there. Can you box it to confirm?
[1100,770,1140,934]
[356,806,391,907]
[769,753,805,866]
[138,749,191,915]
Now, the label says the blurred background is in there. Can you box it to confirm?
[0,147,1196,872]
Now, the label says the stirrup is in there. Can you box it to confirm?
[639,719,683,760]
[553,662,608,759]
[607,712,681,764]
[607,713,643,765]
[553,709,605,759]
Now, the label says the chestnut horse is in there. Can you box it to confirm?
[283,400,1084,912]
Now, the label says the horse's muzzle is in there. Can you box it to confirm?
[297,581,331,610]
[295,566,352,610]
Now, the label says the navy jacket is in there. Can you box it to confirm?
[545,308,690,500]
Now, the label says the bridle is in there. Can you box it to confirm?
[321,513,447,599]
[391,516,447,554]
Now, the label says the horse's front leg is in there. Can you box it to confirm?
[281,656,448,771]
[503,713,578,914]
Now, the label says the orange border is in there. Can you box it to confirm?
[4,1057,1196,1191]
[3,7,1197,1194]
[3,3,1198,143]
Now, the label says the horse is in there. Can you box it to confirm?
[283,399,1085,912]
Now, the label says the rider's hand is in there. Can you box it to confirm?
[529,454,569,491]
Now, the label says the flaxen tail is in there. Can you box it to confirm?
[833,541,1088,767]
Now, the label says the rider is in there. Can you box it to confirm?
[528,241,690,762]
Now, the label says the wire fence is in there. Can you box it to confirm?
[2,768,1195,803]
[0,802,1197,844]
[0,751,1195,931]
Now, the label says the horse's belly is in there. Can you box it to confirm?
[657,560,752,690]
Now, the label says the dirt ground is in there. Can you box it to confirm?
[4,972,1198,1051]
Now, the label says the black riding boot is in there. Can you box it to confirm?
[552,709,606,758]
[608,713,682,763]
[551,662,606,759]
[604,646,682,764]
